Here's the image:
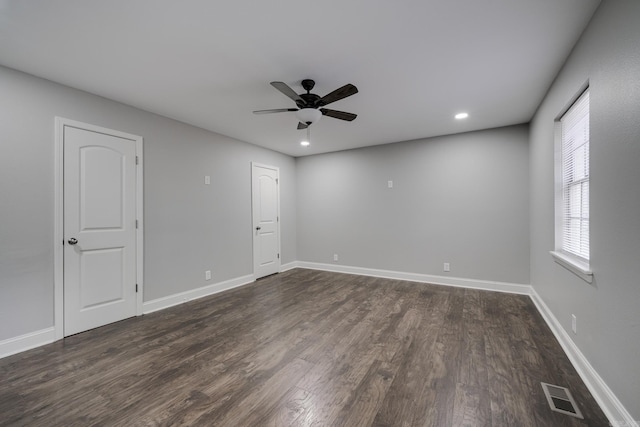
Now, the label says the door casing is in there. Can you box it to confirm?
[54,117,144,340]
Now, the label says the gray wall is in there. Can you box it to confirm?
[0,65,297,341]
[297,125,530,284]
[530,0,640,418]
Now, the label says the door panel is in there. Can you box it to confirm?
[80,247,125,308]
[64,125,137,336]
[259,176,277,219]
[259,231,277,266]
[252,163,280,279]
[80,146,124,230]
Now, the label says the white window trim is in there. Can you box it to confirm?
[550,250,593,283]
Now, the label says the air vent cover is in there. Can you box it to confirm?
[541,382,584,419]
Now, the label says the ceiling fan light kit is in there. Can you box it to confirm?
[253,79,358,131]
[295,108,322,125]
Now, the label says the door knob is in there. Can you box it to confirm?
[256,226,261,231]
[68,238,78,245]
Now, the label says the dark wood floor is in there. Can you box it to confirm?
[0,269,609,426]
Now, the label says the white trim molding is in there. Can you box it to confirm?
[135,139,145,316]
[142,274,255,314]
[530,289,637,427]
[550,250,593,283]
[280,261,300,272]
[296,261,531,295]
[0,327,56,359]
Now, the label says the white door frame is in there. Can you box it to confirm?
[53,117,144,340]
[251,162,281,279]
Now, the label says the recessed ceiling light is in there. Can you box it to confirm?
[455,112,469,120]
[300,141,310,147]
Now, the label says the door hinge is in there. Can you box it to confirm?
[276,178,279,184]
[277,253,280,259]
[136,284,139,293]
[136,219,139,229]
[136,155,139,165]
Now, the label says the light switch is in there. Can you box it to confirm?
[204,175,211,185]
[388,180,393,188]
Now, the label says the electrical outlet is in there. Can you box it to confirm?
[443,262,450,272]
[333,254,339,262]
[571,314,577,334]
[205,270,211,280]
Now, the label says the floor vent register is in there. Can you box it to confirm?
[541,382,584,419]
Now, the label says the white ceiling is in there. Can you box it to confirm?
[0,0,600,157]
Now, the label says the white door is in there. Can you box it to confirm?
[252,163,281,279]
[63,125,138,336]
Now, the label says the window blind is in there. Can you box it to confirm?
[560,89,590,260]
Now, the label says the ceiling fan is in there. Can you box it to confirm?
[253,79,358,129]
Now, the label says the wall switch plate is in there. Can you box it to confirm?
[444,262,450,272]
[571,314,577,334]
[204,175,211,185]
[388,180,393,188]
[333,254,339,262]
[205,270,211,280]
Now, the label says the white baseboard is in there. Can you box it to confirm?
[0,327,56,359]
[530,289,637,427]
[280,261,299,272]
[296,261,531,295]
[142,274,255,314]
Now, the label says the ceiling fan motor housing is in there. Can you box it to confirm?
[297,79,323,109]
[297,94,322,109]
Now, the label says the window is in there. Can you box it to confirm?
[561,88,590,260]
[552,87,592,280]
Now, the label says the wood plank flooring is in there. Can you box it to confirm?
[0,269,610,426]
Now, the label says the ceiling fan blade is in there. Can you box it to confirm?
[297,122,309,130]
[253,108,298,114]
[320,108,357,121]
[271,81,304,103]
[318,84,358,106]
